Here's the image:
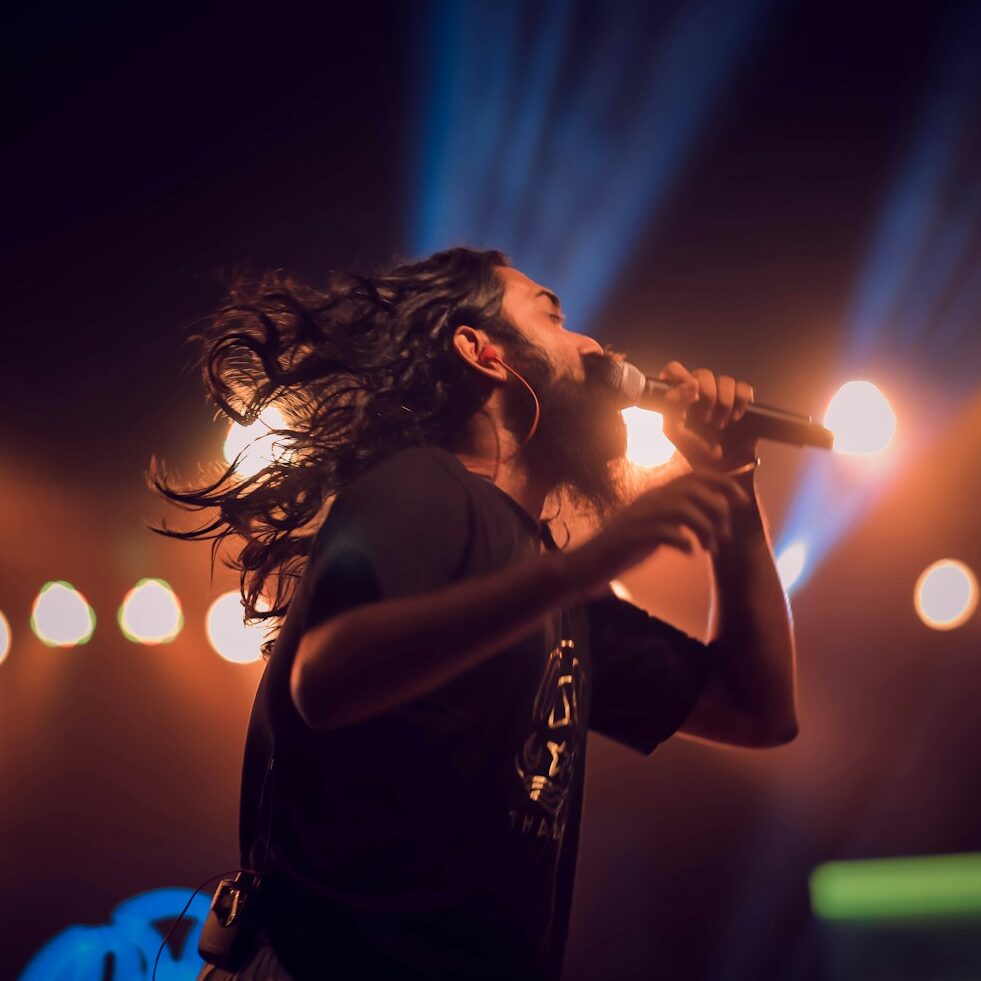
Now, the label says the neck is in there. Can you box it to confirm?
[451,449,551,527]
[449,393,551,525]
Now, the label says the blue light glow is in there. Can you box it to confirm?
[411,0,775,329]
[775,4,981,590]
[848,7,981,364]
[20,888,211,980]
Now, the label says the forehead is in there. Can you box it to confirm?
[497,266,556,305]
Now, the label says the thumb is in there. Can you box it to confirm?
[663,414,723,468]
[658,372,700,412]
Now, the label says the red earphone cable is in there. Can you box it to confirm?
[482,350,540,456]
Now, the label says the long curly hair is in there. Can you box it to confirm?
[146,246,526,659]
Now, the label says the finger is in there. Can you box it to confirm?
[663,413,722,460]
[689,470,752,505]
[732,380,755,422]
[684,488,734,544]
[664,383,700,411]
[659,361,700,408]
[657,529,694,554]
[712,375,736,429]
[691,368,717,422]
[674,502,718,553]
[659,360,697,386]
[683,482,734,529]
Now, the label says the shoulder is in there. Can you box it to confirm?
[307,445,476,600]
[319,445,474,545]
[364,444,468,483]
[339,445,471,506]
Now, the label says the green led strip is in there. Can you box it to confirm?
[810,853,981,922]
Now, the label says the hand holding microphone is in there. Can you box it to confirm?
[599,355,835,467]
[655,360,761,473]
[565,354,833,595]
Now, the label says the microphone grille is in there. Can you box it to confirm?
[617,360,647,407]
[594,356,646,407]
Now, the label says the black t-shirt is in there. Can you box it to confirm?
[238,445,718,980]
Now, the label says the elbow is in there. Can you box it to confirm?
[290,632,340,732]
[753,717,799,747]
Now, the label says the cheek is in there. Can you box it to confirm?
[543,342,576,380]
[520,321,555,356]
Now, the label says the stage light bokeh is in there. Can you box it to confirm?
[811,852,981,921]
[776,541,808,593]
[411,0,776,329]
[824,381,897,455]
[118,578,184,645]
[223,405,290,479]
[0,610,10,665]
[914,559,978,631]
[621,407,676,469]
[205,590,270,664]
[30,582,96,647]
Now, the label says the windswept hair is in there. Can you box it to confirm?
[146,246,525,659]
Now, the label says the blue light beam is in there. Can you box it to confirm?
[411,0,776,330]
[776,4,981,590]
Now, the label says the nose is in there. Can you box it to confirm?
[573,334,607,382]
[577,334,604,359]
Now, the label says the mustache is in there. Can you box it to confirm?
[581,348,627,395]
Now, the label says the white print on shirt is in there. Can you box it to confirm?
[512,638,585,841]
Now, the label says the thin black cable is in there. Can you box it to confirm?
[150,867,258,980]
[151,753,276,979]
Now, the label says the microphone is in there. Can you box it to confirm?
[600,359,835,450]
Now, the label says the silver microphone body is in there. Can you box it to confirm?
[603,359,835,451]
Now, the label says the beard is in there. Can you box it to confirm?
[499,339,629,523]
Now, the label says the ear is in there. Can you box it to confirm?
[453,325,507,382]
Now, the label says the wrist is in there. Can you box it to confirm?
[731,466,758,497]
[726,475,766,546]
[553,541,607,602]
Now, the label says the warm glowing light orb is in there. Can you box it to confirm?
[118,578,184,645]
[223,405,291,478]
[610,579,634,603]
[31,582,96,647]
[205,590,272,664]
[0,610,10,665]
[777,541,808,592]
[914,559,978,631]
[824,380,896,455]
[621,407,676,469]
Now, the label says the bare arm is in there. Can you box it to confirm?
[291,547,587,730]
[676,468,798,747]
[292,469,747,732]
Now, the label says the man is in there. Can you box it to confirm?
[188,247,797,980]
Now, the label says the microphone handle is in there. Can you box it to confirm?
[639,378,835,450]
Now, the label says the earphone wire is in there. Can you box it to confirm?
[488,354,540,462]
[155,352,529,978]
[150,866,260,980]
[150,752,275,979]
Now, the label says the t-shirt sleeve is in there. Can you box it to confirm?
[587,589,719,755]
[302,448,474,634]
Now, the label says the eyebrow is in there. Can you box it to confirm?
[535,289,563,312]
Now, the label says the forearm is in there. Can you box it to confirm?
[292,547,592,731]
[708,471,798,736]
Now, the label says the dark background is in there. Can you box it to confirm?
[2,1,979,978]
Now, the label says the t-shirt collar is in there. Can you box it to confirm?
[445,453,553,547]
